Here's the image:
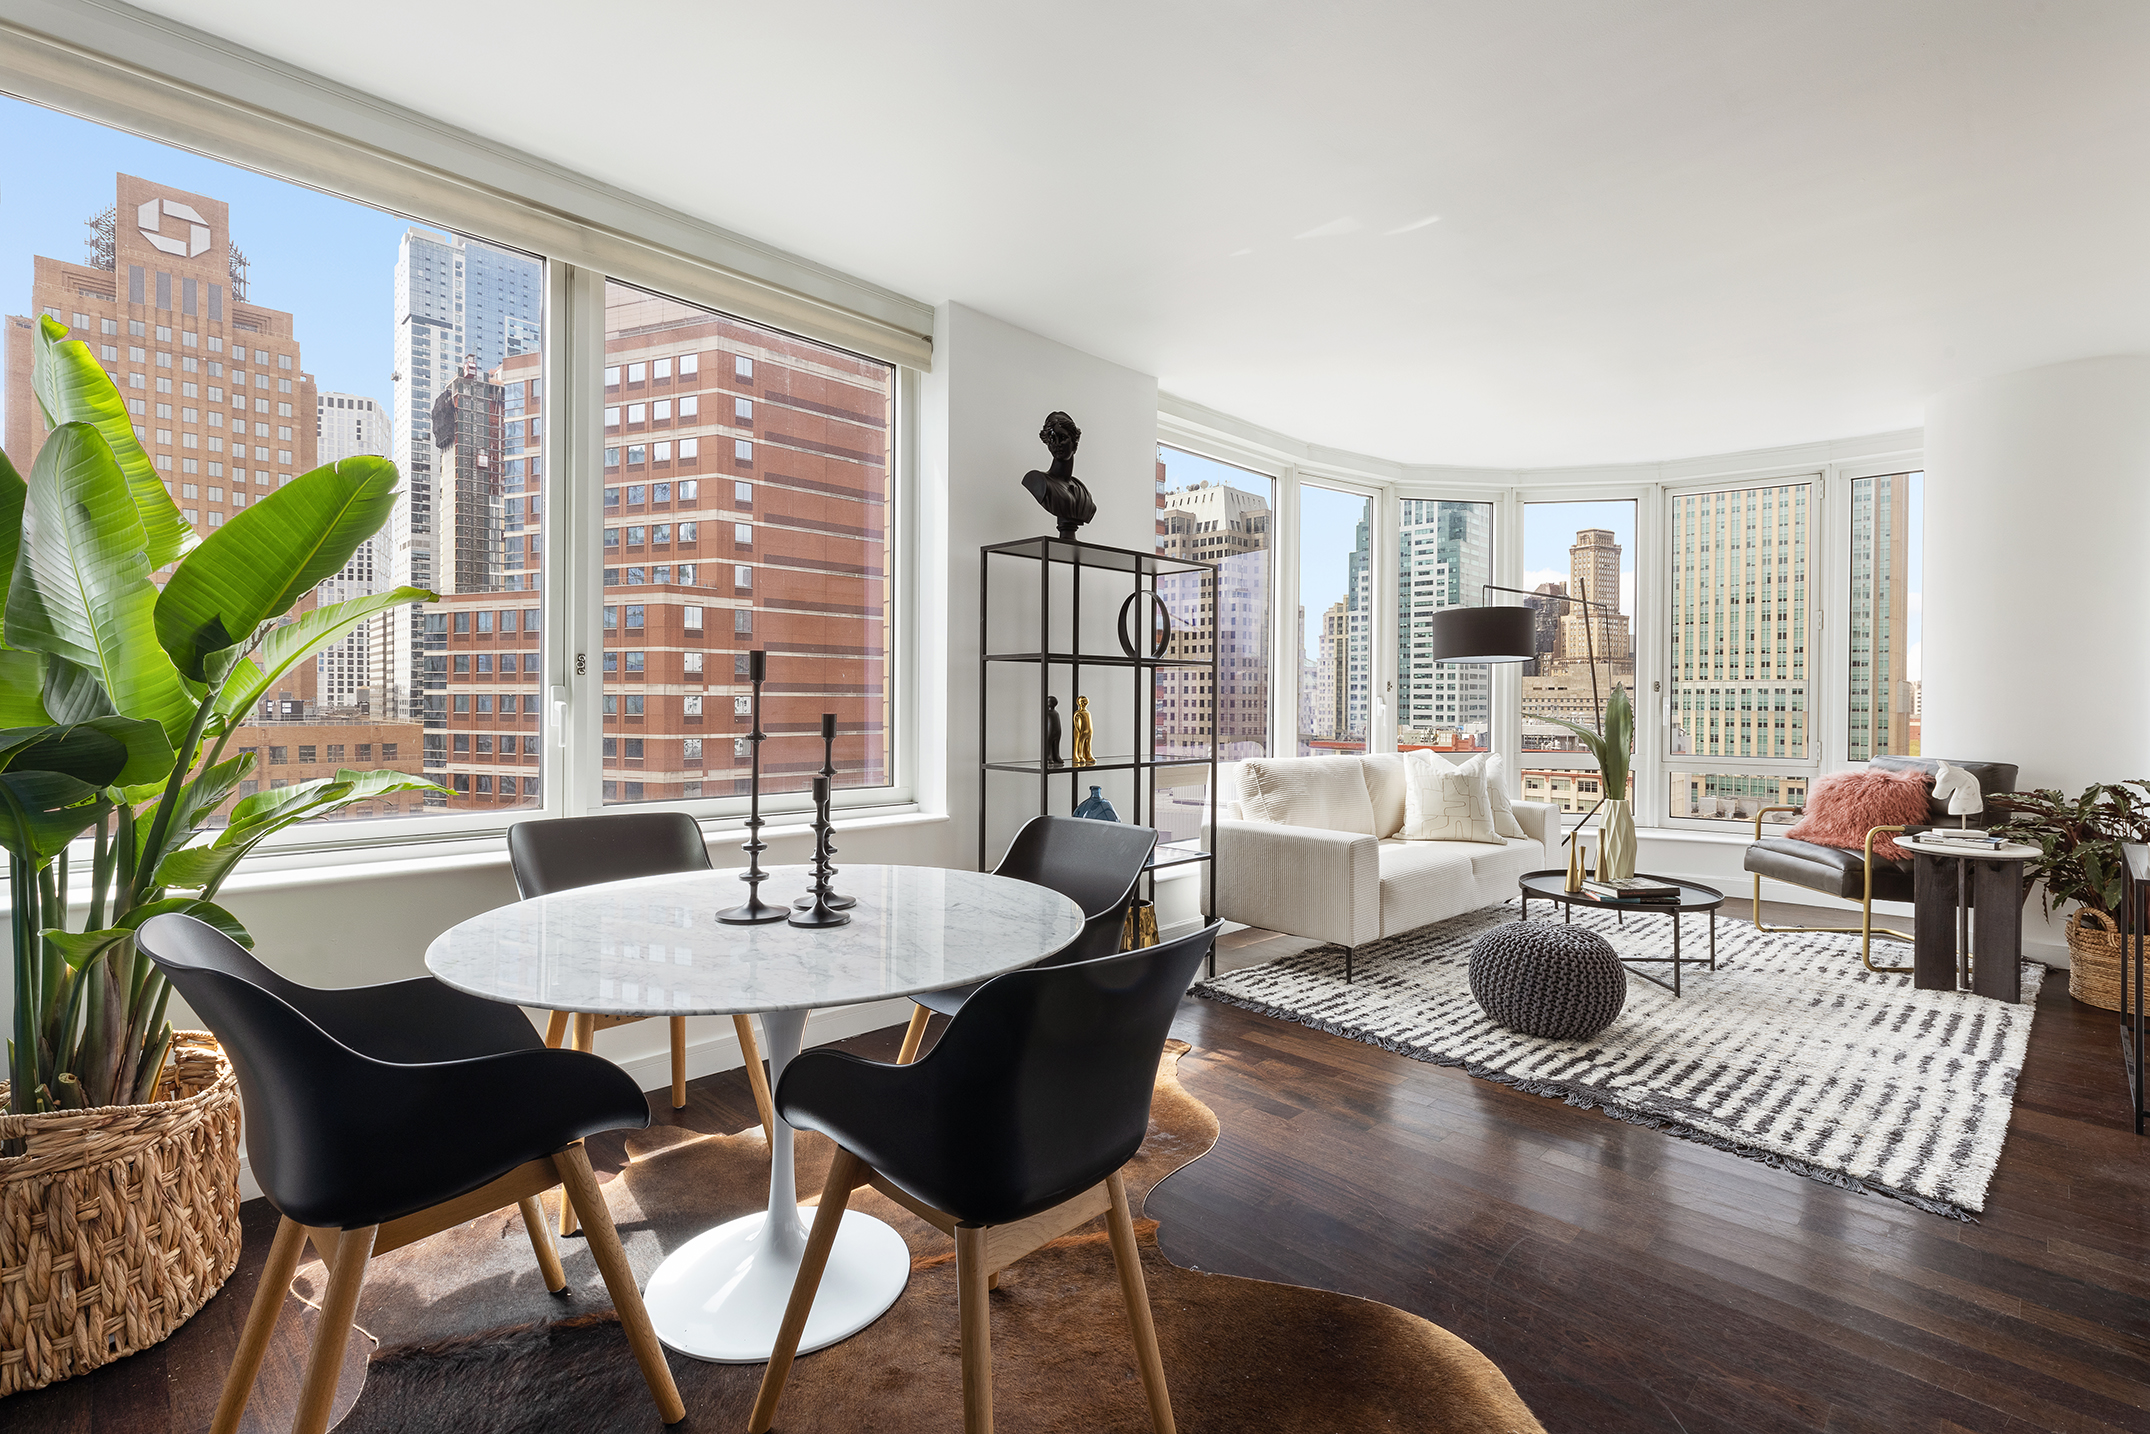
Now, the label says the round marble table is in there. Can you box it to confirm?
[425,862,1084,1363]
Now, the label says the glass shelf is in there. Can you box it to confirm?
[983,651,1211,669]
[983,534,1215,577]
[983,754,1216,775]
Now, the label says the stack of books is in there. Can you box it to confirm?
[1903,829,2011,855]
[1577,877,1682,906]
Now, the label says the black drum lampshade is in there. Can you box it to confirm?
[1428,606,1537,663]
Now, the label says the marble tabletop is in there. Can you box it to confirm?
[424,864,1086,1017]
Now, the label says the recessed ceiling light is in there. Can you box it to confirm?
[1385,215,1442,235]
[1294,217,1362,240]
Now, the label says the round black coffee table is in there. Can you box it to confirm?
[1517,870,1726,997]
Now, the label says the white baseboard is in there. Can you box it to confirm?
[235,997,915,1203]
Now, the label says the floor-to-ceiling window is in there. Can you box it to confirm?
[1847,470,1922,761]
[1395,498,1494,754]
[1155,445,1274,764]
[1517,500,1638,813]
[1664,477,1817,824]
[1297,484,1374,755]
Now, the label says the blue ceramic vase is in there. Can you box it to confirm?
[1072,785,1119,822]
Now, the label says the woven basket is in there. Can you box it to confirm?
[0,1033,242,1397]
[2065,909,2145,1013]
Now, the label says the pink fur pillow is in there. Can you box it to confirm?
[1785,769,1932,861]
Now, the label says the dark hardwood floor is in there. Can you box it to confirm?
[12,909,2146,1432]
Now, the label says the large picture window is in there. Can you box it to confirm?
[1395,498,1494,754]
[1297,484,1373,754]
[1848,471,1922,760]
[1518,500,1637,812]
[0,94,538,826]
[598,281,894,806]
[1664,477,1815,824]
[1154,445,1273,763]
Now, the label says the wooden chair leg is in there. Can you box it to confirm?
[734,1013,776,1142]
[957,1224,995,1434]
[209,1215,309,1434]
[895,1004,933,1064]
[669,1015,688,1109]
[543,1009,570,1048]
[1105,1171,1176,1433]
[519,1195,567,1293]
[559,1013,599,1238]
[750,1148,868,1433]
[292,1223,375,1434]
[554,1142,686,1422]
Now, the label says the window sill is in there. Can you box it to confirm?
[210,805,942,898]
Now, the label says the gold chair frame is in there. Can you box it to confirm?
[1749,807,1915,974]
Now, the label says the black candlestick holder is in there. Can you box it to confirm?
[788,775,850,928]
[795,713,855,911]
[719,650,787,924]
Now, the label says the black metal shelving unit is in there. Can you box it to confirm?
[979,536,1219,971]
[2121,841,2146,1136]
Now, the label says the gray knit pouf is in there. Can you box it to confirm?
[1468,922,1627,1040]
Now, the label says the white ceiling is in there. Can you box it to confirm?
[138,1,2150,468]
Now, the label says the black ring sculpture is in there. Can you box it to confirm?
[1117,590,1173,660]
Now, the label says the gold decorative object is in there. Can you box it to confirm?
[1564,834,1584,893]
[1071,695,1095,767]
[1120,899,1159,951]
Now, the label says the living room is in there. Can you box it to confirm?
[0,4,2144,1432]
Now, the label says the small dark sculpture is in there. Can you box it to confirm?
[1044,694,1065,767]
[1021,411,1095,540]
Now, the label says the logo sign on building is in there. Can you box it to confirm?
[138,197,212,257]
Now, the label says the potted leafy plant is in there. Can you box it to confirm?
[1988,780,2150,1010]
[1543,682,1636,879]
[0,316,440,1395]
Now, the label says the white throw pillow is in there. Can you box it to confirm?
[1400,751,1501,844]
[1415,750,1529,839]
[1239,756,1378,834]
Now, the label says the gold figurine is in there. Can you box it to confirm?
[1071,694,1095,767]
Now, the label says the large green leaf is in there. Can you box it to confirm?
[41,653,116,723]
[0,717,172,788]
[136,752,253,870]
[5,423,200,744]
[214,587,434,722]
[156,457,401,680]
[0,649,50,726]
[156,768,445,892]
[0,769,107,862]
[30,316,193,569]
[44,897,252,971]
[0,442,23,625]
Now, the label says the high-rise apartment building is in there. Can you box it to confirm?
[387,228,543,721]
[1524,580,1568,674]
[422,285,894,812]
[1319,602,1348,741]
[1847,472,1912,760]
[312,390,394,714]
[1343,518,1372,740]
[1396,499,1491,743]
[5,174,316,545]
[1561,528,1631,664]
[1155,478,1271,759]
[1668,482,1811,760]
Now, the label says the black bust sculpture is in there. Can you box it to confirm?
[1021,411,1095,541]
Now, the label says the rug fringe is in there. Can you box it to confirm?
[1190,984,1981,1223]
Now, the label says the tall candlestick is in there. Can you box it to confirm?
[795,711,855,911]
[788,774,850,927]
[718,649,786,924]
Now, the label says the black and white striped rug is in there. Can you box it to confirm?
[1193,900,2044,1220]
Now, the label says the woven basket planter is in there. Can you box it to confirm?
[2065,909,2144,1013]
[0,1033,242,1398]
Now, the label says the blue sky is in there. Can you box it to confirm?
[0,94,413,436]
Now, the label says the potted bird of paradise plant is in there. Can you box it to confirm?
[0,316,442,1395]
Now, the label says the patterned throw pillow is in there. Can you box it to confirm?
[1400,750,1501,844]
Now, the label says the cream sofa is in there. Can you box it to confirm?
[1208,754,1560,978]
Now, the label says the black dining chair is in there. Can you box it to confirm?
[137,913,684,1434]
[749,921,1222,1434]
[894,815,1158,1063]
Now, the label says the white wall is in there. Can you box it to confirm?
[1923,356,2150,791]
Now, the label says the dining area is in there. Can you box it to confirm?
[138,810,1211,1434]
